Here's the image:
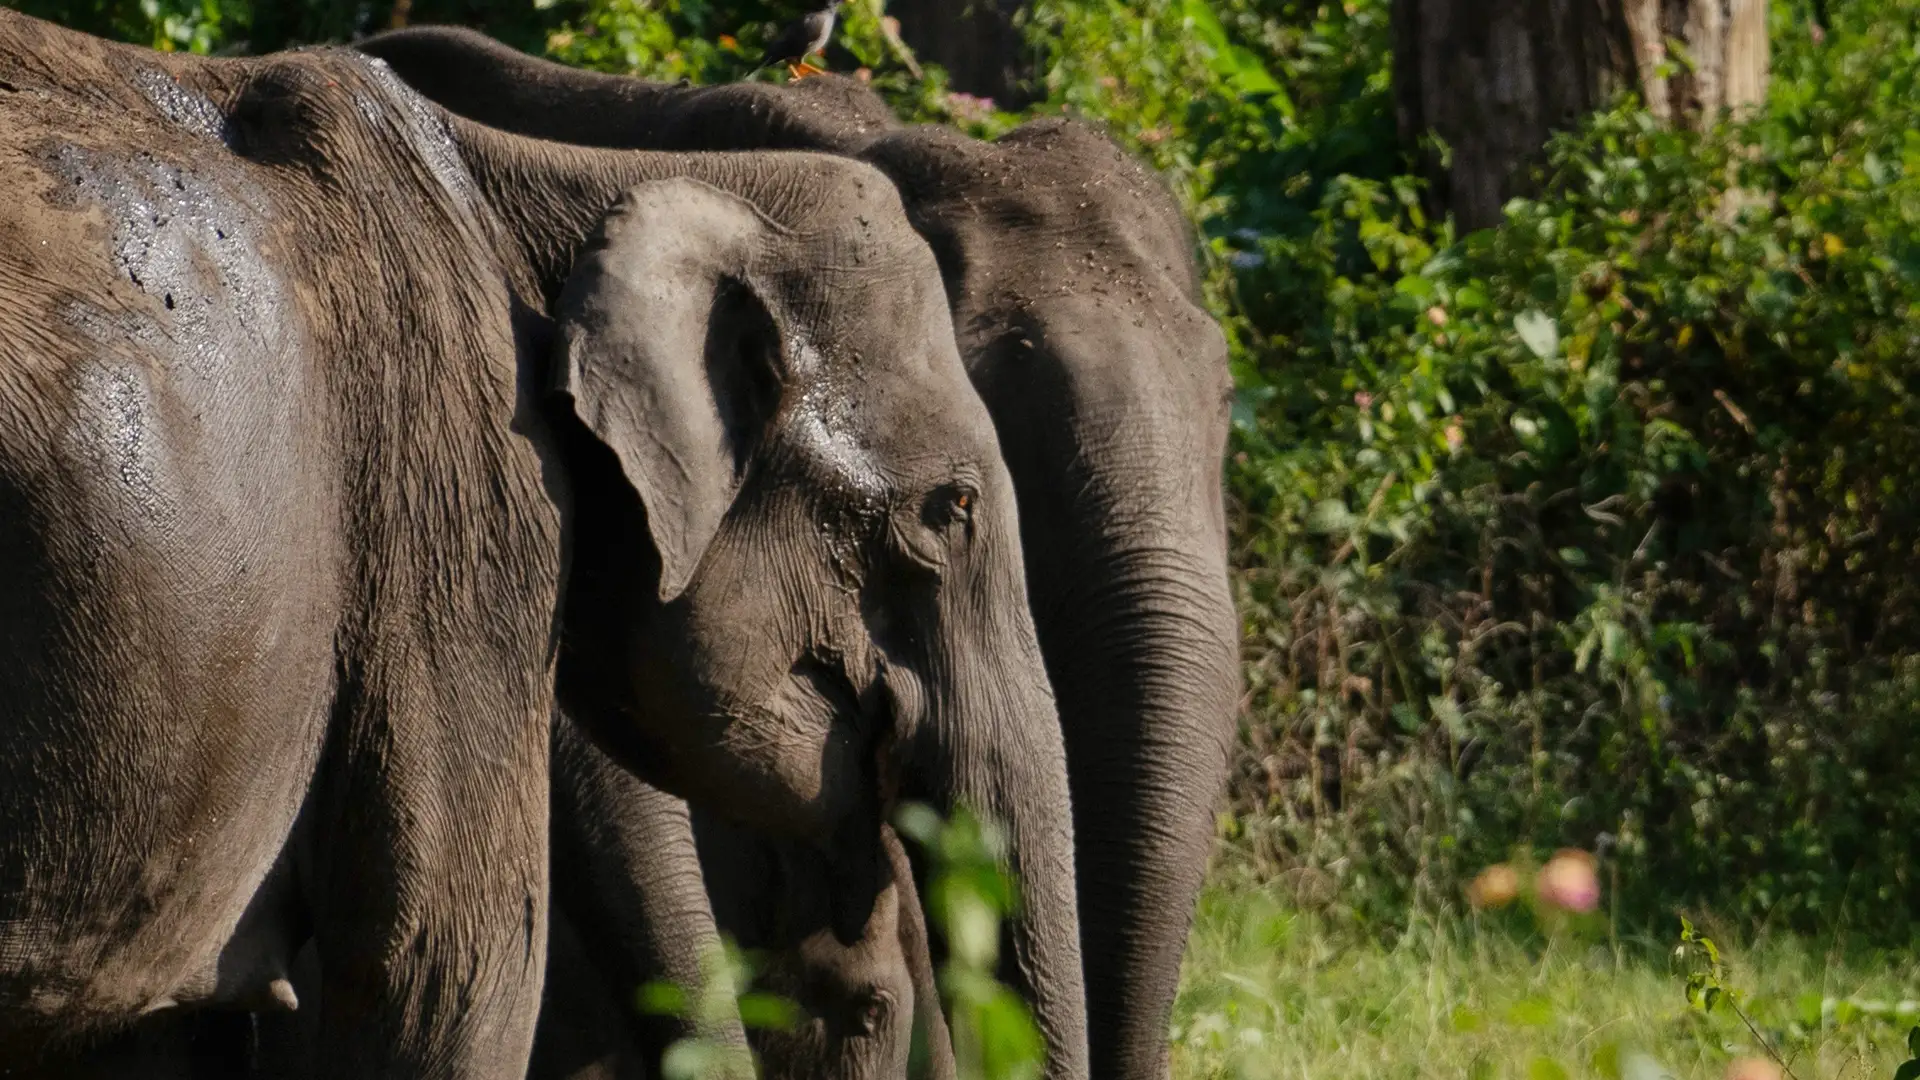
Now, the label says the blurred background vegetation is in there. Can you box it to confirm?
[10,0,1920,1072]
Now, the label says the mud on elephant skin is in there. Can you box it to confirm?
[360,25,1242,1080]
[0,12,1086,1077]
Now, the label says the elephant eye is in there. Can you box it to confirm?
[923,483,977,533]
[851,991,891,1036]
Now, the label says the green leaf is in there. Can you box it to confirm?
[1308,499,1355,535]
[659,1040,721,1080]
[1591,1041,1623,1080]
[945,889,1002,971]
[893,802,944,846]
[737,991,800,1031]
[1515,310,1560,359]
[1429,695,1468,740]
[636,980,689,1017]
[1601,621,1628,664]
[1894,1062,1920,1080]
[1505,998,1555,1027]
[1909,1023,1920,1059]
[1178,0,1229,48]
[1865,151,1893,186]
[1529,1057,1572,1080]
[1395,274,1436,301]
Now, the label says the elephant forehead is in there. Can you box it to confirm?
[783,340,886,503]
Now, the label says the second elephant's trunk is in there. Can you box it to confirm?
[1042,551,1239,1080]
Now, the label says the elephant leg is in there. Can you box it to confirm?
[298,684,550,1079]
[528,908,648,1080]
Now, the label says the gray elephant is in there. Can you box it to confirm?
[697,809,954,1080]
[181,715,956,1080]
[0,11,1087,1079]
[536,716,955,1080]
[361,26,1243,1080]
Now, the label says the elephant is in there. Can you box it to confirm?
[695,809,954,1080]
[80,714,958,1080]
[0,11,1088,1079]
[535,715,955,1080]
[360,25,1243,1080]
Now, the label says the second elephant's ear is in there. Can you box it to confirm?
[553,178,790,600]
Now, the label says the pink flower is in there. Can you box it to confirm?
[1467,864,1519,909]
[946,92,996,122]
[1353,391,1373,412]
[1536,849,1600,913]
[1426,305,1447,326]
[1444,417,1464,451]
[1726,1058,1782,1080]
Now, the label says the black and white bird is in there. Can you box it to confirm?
[749,1,845,79]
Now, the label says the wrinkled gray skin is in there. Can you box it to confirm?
[360,26,1241,1080]
[0,11,1086,1078]
[697,807,955,1080]
[535,716,955,1080]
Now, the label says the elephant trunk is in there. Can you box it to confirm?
[1033,537,1240,1080]
[884,826,958,1080]
[549,715,748,1059]
[900,629,1091,1080]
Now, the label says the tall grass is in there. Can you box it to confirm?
[1172,851,1920,1080]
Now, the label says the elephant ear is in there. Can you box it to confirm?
[553,178,790,600]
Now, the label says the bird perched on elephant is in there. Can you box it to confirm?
[0,10,1089,1078]
[749,1,847,78]
[360,26,1242,1080]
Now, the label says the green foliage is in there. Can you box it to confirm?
[1671,916,1920,1080]
[1186,0,1920,942]
[634,941,763,1080]
[1174,864,1919,1080]
[631,803,1045,1080]
[542,0,754,84]
[897,802,1047,1080]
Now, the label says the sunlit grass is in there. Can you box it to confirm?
[1172,860,1920,1080]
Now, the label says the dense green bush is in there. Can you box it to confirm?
[1194,1,1920,938]
[9,0,1920,939]
[967,0,1920,939]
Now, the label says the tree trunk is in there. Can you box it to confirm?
[1392,0,1769,230]
[887,0,1032,107]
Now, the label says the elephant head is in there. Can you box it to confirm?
[698,815,955,1080]
[494,145,1088,1078]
